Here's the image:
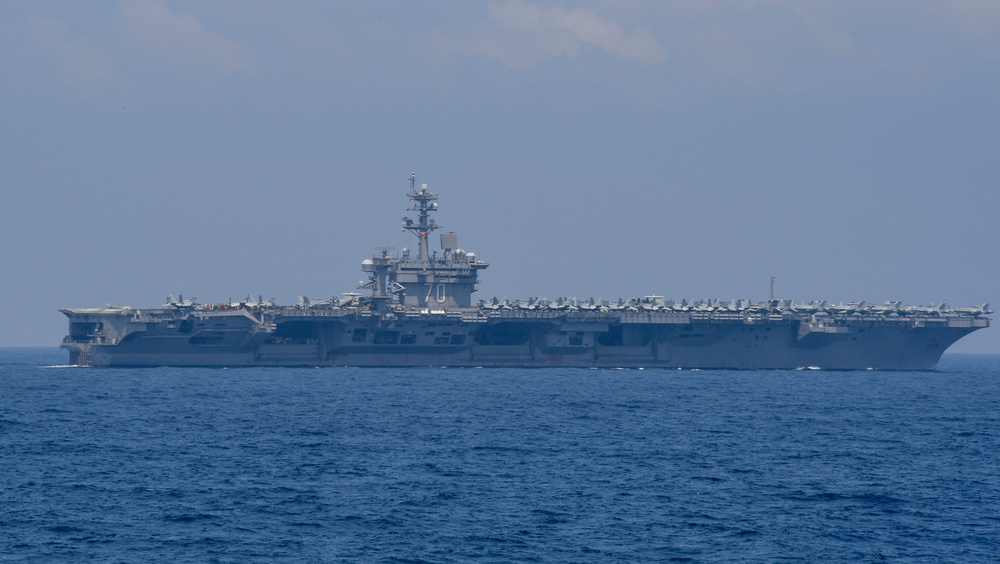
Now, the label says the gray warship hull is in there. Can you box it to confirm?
[60,174,989,369]
[60,307,986,370]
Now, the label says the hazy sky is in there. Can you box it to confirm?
[2,1,998,353]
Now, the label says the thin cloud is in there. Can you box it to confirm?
[941,0,1000,35]
[120,0,253,73]
[439,0,666,67]
[3,17,119,95]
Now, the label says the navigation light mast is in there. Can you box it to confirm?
[401,172,439,262]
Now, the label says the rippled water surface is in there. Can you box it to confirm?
[2,348,999,562]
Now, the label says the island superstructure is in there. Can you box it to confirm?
[60,174,990,369]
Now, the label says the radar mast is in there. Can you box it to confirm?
[401,172,438,262]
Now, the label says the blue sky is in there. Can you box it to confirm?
[2,1,998,353]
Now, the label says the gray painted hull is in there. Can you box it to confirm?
[61,310,985,370]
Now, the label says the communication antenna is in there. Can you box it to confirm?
[770,276,775,302]
[401,172,439,262]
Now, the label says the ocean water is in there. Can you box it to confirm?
[1,349,999,562]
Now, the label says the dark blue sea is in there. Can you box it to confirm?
[2,348,999,562]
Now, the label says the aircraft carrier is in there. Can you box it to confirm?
[61,174,989,369]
